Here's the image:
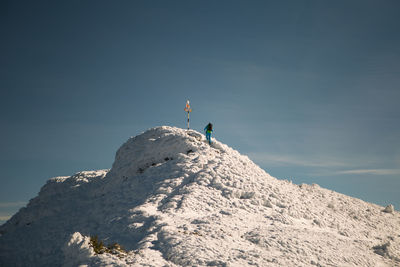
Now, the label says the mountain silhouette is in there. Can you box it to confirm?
[1,126,399,266]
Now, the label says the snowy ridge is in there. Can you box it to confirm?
[0,126,399,266]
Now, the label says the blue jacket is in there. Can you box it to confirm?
[204,124,213,133]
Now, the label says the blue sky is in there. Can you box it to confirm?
[1,0,400,224]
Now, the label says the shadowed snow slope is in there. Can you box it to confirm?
[1,126,399,266]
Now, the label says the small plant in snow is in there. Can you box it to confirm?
[90,235,127,256]
[90,235,105,254]
[107,242,127,255]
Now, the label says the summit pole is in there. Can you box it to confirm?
[184,100,192,130]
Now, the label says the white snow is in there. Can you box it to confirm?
[0,126,399,266]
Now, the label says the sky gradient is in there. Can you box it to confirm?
[1,0,400,224]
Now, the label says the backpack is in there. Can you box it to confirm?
[207,123,213,131]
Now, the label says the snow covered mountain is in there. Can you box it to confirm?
[0,126,399,266]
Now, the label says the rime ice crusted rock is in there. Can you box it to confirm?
[1,126,400,267]
[108,126,203,180]
[383,204,395,213]
[62,232,94,267]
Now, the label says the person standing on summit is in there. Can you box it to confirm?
[204,123,213,145]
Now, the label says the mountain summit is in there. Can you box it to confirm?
[1,126,399,266]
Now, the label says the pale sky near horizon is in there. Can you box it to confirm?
[1,0,400,223]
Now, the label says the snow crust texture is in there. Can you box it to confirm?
[1,126,399,266]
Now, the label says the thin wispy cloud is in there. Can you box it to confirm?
[335,169,400,175]
[0,216,11,221]
[248,152,400,178]
[0,202,27,208]
[309,168,400,177]
[248,152,349,168]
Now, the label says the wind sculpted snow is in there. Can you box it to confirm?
[0,126,399,266]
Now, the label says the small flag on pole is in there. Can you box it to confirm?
[184,100,192,130]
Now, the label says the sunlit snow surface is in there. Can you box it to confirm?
[0,126,399,266]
